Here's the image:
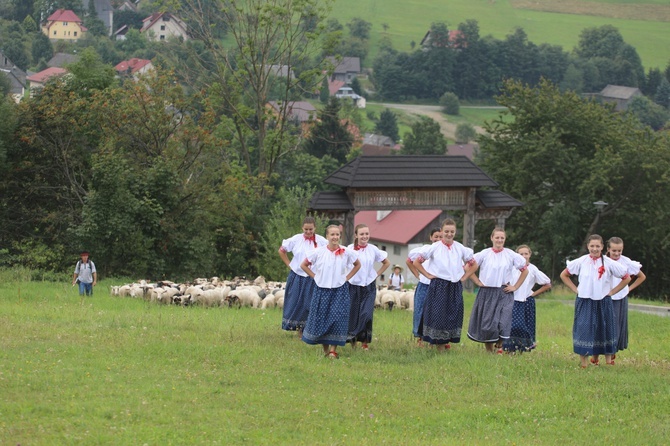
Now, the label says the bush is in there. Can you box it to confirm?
[455,123,477,144]
[440,92,460,115]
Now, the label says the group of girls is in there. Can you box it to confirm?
[279,217,389,358]
[279,217,645,366]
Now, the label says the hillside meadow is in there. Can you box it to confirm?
[330,0,670,69]
[2,274,669,445]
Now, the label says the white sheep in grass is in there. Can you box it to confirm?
[378,289,402,311]
[398,291,414,310]
[260,295,277,309]
[276,296,284,308]
[227,288,262,308]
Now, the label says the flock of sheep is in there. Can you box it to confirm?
[109,276,416,311]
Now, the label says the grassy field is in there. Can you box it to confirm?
[2,274,669,445]
[329,0,670,69]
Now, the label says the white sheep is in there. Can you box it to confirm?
[228,288,262,308]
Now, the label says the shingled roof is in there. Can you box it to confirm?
[476,190,523,208]
[309,191,354,211]
[324,155,498,189]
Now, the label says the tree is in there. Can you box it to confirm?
[65,47,117,93]
[2,37,29,71]
[350,76,362,96]
[303,97,354,163]
[174,0,331,184]
[643,67,664,96]
[319,76,330,103]
[401,116,446,155]
[627,96,669,130]
[478,79,670,296]
[374,108,399,142]
[31,31,54,65]
[440,92,459,115]
[346,17,371,40]
[654,77,670,108]
[455,123,476,144]
[22,14,38,32]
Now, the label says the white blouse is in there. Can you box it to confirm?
[280,233,328,277]
[305,245,359,289]
[408,245,432,285]
[512,263,550,302]
[347,243,388,287]
[565,255,629,300]
[473,248,527,288]
[610,255,642,300]
[416,241,474,283]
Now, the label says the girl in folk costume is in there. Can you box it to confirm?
[560,234,631,368]
[413,219,476,351]
[502,245,552,353]
[590,237,646,365]
[465,227,529,353]
[347,224,390,350]
[278,216,328,334]
[406,228,443,344]
[301,225,361,359]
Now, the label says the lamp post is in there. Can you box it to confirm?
[580,200,608,254]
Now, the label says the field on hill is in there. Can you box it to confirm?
[2,275,670,445]
[330,0,670,69]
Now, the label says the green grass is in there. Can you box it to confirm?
[447,107,511,128]
[2,276,669,444]
[330,0,670,69]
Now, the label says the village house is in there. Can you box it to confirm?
[47,53,79,68]
[599,85,642,112]
[335,86,366,108]
[0,50,27,103]
[140,12,189,41]
[114,58,154,80]
[26,67,68,94]
[326,56,361,85]
[42,9,87,42]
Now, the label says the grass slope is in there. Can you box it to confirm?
[330,0,670,69]
[2,277,670,444]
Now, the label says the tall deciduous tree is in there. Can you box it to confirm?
[401,116,446,155]
[479,79,670,296]
[170,0,331,184]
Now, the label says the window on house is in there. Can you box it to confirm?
[393,245,401,255]
[74,32,77,37]
[381,245,387,252]
[160,25,166,31]
[160,35,165,40]
[53,31,57,35]
[63,22,68,26]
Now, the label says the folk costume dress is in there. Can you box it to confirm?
[502,263,550,352]
[407,245,433,338]
[566,255,629,356]
[467,248,527,343]
[302,245,359,347]
[347,243,388,344]
[610,255,642,352]
[279,233,327,331]
[416,240,474,345]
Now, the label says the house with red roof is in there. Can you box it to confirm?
[41,9,87,41]
[355,210,444,285]
[26,67,68,92]
[114,58,154,79]
[140,12,188,41]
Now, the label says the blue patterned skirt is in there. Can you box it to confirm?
[420,278,463,345]
[302,284,351,346]
[467,286,514,343]
[573,296,617,356]
[412,282,429,338]
[502,298,536,352]
[613,297,628,351]
[282,271,315,331]
[347,282,377,344]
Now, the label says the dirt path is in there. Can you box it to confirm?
[377,103,490,140]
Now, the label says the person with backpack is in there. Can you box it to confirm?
[73,251,97,296]
[388,265,404,291]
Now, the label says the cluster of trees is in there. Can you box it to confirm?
[372,21,670,103]
[477,79,670,298]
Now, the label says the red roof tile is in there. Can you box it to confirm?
[46,9,83,23]
[354,210,442,245]
[26,67,67,83]
[114,58,152,74]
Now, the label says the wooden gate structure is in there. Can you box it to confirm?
[308,155,523,246]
